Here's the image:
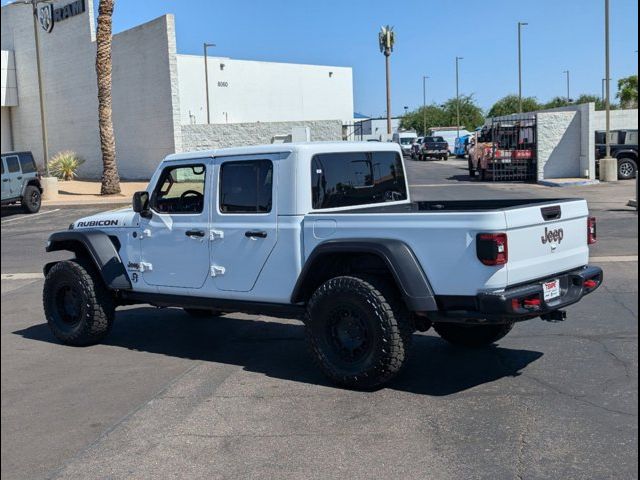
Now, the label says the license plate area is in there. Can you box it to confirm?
[543,278,561,301]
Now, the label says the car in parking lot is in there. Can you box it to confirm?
[419,136,449,161]
[1,151,42,213]
[595,129,638,180]
[42,141,602,389]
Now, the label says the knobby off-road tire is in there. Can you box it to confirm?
[305,275,413,390]
[617,157,637,180]
[21,185,41,213]
[433,321,514,348]
[183,308,221,318]
[43,260,115,346]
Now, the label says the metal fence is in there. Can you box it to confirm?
[484,114,537,182]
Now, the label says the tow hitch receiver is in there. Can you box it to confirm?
[540,310,567,322]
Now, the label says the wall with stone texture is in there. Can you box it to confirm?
[181,120,343,152]
[537,111,582,179]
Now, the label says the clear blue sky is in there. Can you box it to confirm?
[57,1,640,116]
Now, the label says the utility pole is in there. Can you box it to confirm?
[455,56,463,141]
[422,75,429,135]
[600,0,617,181]
[563,70,571,102]
[518,22,528,113]
[379,26,395,136]
[203,42,215,124]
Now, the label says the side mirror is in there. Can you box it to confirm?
[132,191,151,218]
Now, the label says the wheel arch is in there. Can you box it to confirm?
[291,239,437,312]
[45,230,131,290]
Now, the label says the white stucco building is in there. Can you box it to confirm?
[1,0,353,179]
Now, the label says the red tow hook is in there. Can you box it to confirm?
[583,279,598,289]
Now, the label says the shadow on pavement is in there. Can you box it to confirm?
[14,307,543,396]
[1,205,26,218]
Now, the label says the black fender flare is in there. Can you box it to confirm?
[45,230,131,290]
[291,239,438,312]
[615,150,638,160]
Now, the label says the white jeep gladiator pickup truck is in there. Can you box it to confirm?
[43,142,603,389]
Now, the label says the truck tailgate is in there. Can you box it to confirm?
[505,200,590,286]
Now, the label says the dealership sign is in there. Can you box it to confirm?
[38,0,85,33]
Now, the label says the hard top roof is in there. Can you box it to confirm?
[164,141,401,162]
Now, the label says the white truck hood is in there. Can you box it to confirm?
[72,207,139,229]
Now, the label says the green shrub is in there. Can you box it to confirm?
[48,151,85,181]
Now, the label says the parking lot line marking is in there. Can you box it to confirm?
[590,255,638,262]
[1,273,44,280]
[1,208,61,224]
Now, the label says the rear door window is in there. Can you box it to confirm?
[18,153,37,174]
[311,151,407,209]
[219,160,273,213]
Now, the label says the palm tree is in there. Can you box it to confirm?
[378,26,395,136]
[96,0,120,195]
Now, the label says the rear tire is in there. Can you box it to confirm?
[305,275,412,390]
[21,185,41,213]
[444,153,449,161]
[433,321,514,348]
[43,260,115,346]
[617,157,637,180]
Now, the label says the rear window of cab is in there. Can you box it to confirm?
[311,151,407,209]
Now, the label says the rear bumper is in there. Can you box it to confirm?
[432,265,603,322]
[478,265,603,317]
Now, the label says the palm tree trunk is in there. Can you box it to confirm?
[96,0,120,195]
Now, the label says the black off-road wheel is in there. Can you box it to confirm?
[617,157,637,180]
[183,308,221,318]
[433,321,514,348]
[468,158,476,177]
[305,275,412,390]
[21,185,41,213]
[43,260,115,346]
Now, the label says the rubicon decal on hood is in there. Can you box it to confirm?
[76,219,119,227]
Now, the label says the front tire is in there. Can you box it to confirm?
[43,260,115,346]
[305,275,412,390]
[433,321,514,348]
[21,185,41,213]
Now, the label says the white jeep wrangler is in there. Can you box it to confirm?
[43,142,603,389]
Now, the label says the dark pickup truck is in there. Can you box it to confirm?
[418,136,449,161]
[595,129,638,180]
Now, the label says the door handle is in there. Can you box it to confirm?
[245,230,267,238]
[2,179,9,182]
[185,230,205,238]
[16,176,22,180]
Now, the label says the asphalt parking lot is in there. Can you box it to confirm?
[1,158,638,480]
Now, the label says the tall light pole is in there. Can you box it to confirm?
[604,0,611,159]
[203,42,215,124]
[379,26,395,136]
[455,56,463,140]
[422,75,429,135]
[11,0,50,175]
[563,70,571,102]
[518,22,528,113]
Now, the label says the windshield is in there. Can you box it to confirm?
[399,137,415,145]
[425,136,445,143]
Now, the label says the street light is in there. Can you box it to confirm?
[455,56,463,141]
[379,26,395,136]
[10,0,51,176]
[563,70,571,102]
[422,75,429,135]
[203,42,216,124]
[518,22,528,113]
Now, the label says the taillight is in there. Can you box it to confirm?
[587,217,597,245]
[476,233,508,266]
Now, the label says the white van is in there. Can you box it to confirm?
[392,131,418,156]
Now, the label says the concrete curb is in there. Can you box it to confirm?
[537,179,601,187]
